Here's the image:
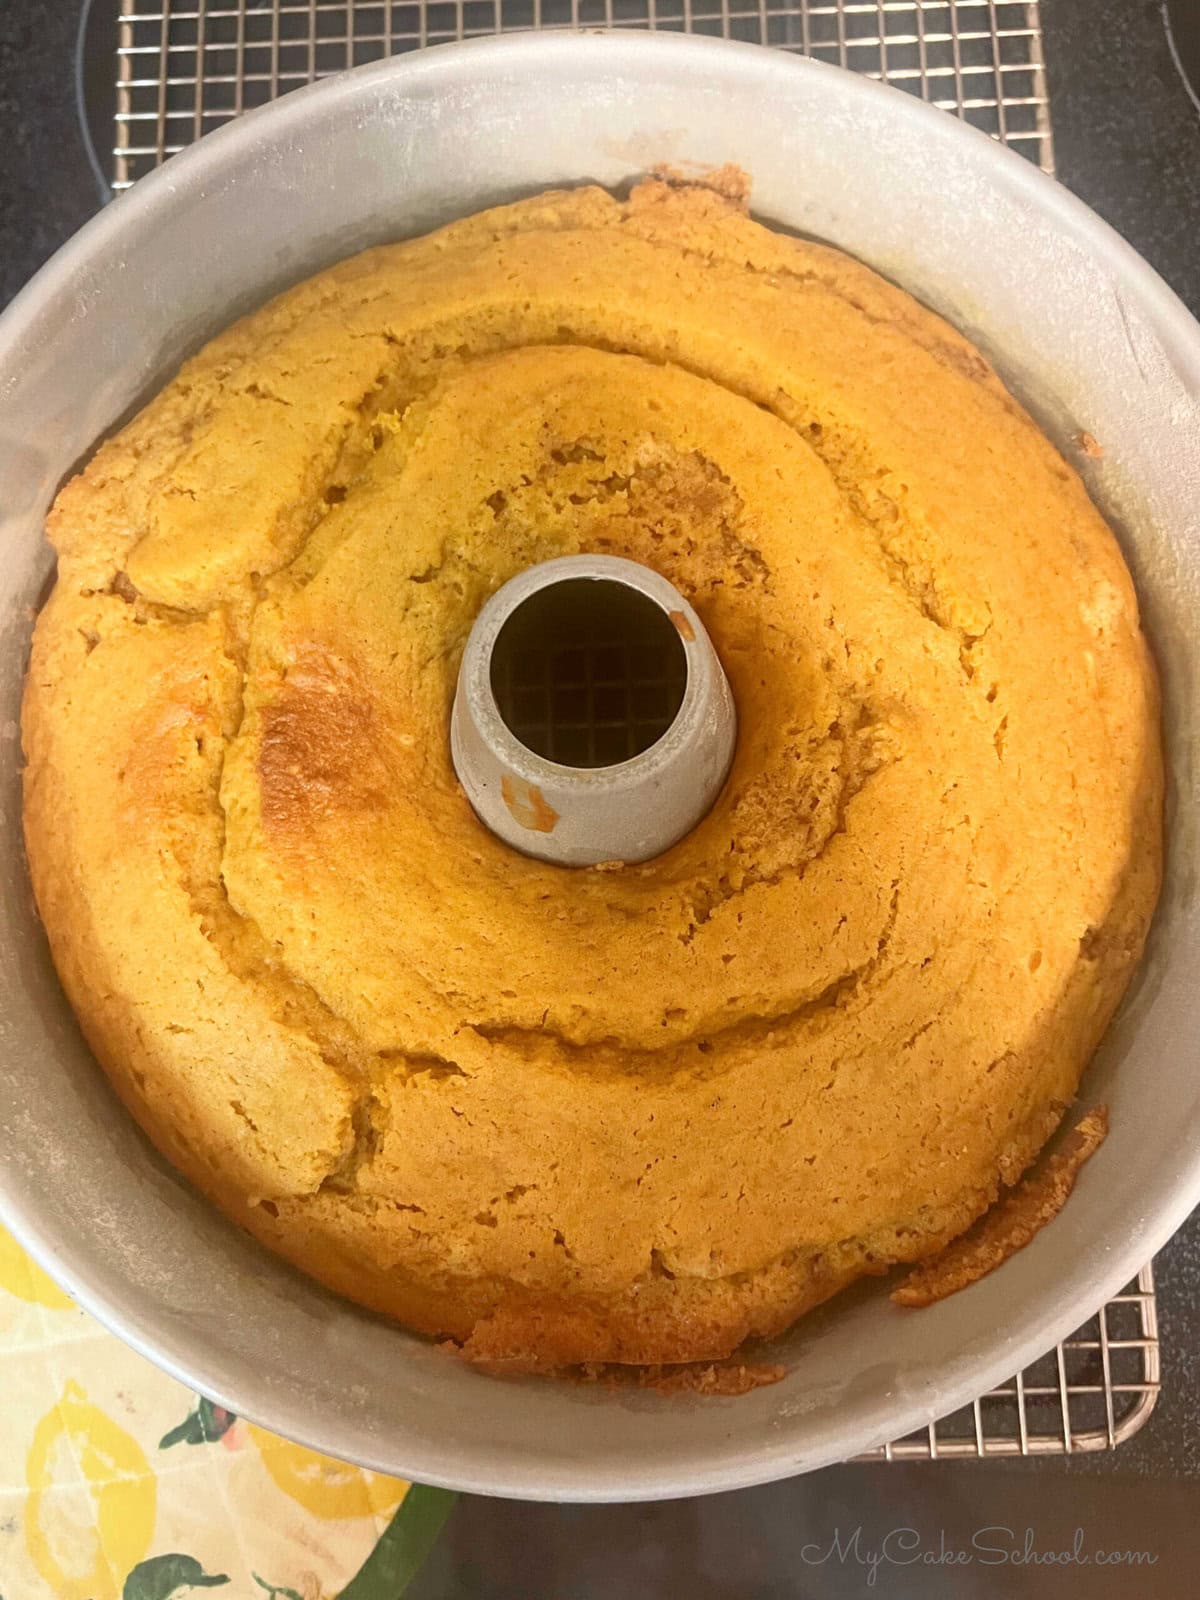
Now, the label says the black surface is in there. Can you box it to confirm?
[0,1,95,310]
[77,0,119,205]
[1,0,1198,1592]
[409,1473,1200,1598]
[1041,1,1200,317]
[1166,0,1200,118]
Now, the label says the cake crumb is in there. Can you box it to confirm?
[891,1107,1109,1308]
[648,161,752,208]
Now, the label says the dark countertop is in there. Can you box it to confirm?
[2,0,1198,1592]
[1043,0,1200,316]
[0,2,96,309]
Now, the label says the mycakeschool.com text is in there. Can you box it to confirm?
[800,1526,1158,1586]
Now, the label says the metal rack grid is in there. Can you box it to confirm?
[490,587,689,767]
[856,1264,1160,1460]
[99,0,1163,1460]
[111,1,1054,188]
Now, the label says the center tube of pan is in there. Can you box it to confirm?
[450,554,737,867]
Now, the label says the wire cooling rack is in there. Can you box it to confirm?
[91,0,1161,1458]
[106,1,1054,188]
[856,1265,1160,1460]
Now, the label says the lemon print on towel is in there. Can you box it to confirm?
[246,1423,409,1520]
[0,1222,74,1309]
[24,1380,156,1600]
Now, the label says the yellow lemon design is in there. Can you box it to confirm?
[0,1224,74,1309]
[247,1422,408,1520]
[25,1380,156,1600]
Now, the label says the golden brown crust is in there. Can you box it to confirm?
[890,1107,1110,1308]
[256,647,391,840]
[23,177,1162,1375]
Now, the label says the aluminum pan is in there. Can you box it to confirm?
[0,33,1196,1501]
